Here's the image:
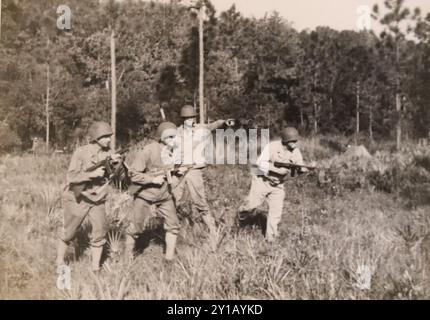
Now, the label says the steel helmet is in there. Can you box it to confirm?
[281,127,299,142]
[156,122,177,141]
[88,121,113,142]
[180,105,197,118]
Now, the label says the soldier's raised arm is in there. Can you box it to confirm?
[205,119,226,132]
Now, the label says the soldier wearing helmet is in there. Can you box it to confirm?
[238,127,309,243]
[56,121,122,272]
[125,122,181,262]
[174,105,233,235]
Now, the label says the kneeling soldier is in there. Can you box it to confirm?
[238,127,308,242]
[56,121,122,272]
[126,122,181,261]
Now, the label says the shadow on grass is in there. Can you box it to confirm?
[236,209,267,236]
[134,219,165,256]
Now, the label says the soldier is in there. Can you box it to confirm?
[238,127,308,242]
[125,122,182,261]
[174,105,230,234]
[56,121,122,272]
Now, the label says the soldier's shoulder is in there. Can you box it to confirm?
[267,140,282,149]
[142,141,161,153]
[72,144,93,156]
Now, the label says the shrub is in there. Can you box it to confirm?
[0,124,22,153]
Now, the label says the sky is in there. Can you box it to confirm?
[159,0,430,32]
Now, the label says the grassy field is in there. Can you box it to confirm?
[0,137,430,299]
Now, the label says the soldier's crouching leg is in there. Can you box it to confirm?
[238,176,268,220]
[157,199,180,260]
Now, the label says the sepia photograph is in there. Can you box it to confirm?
[0,0,430,304]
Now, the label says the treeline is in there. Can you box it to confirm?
[0,0,429,150]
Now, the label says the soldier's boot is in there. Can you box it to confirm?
[56,239,69,266]
[90,246,104,272]
[202,213,217,235]
[165,232,177,261]
[125,234,136,262]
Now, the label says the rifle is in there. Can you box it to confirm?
[127,164,195,197]
[272,161,317,178]
[69,148,129,200]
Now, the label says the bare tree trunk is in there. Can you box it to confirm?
[300,108,304,127]
[355,81,360,145]
[46,63,50,151]
[369,104,373,142]
[0,0,2,41]
[198,5,205,124]
[395,42,401,150]
[313,101,318,135]
[45,37,50,151]
[110,28,117,150]
[329,97,333,122]
[234,56,239,79]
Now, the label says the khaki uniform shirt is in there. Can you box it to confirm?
[129,142,176,202]
[256,140,305,185]
[176,121,224,168]
[66,143,112,202]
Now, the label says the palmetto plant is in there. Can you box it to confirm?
[37,182,64,224]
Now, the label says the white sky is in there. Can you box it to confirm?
[150,0,430,32]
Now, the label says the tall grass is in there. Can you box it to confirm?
[0,140,429,299]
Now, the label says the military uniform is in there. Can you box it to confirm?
[127,141,180,237]
[60,143,112,247]
[174,120,225,233]
[56,121,116,272]
[239,130,306,242]
[126,122,180,261]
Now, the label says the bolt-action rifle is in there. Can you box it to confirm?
[127,164,195,197]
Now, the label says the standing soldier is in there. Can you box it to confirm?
[126,122,181,262]
[56,121,122,272]
[175,105,230,235]
[238,127,308,242]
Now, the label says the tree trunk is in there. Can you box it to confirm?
[355,81,360,146]
[329,97,333,122]
[198,6,205,124]
[313,101,318,135]
[234,56,239,79]
[300,108,304,127]
[369,104,373,142]
[110,28,117,150]
[396,92,401,150]
[395,42,401,150]
[46,63,50,151]
[45,37,50,151]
